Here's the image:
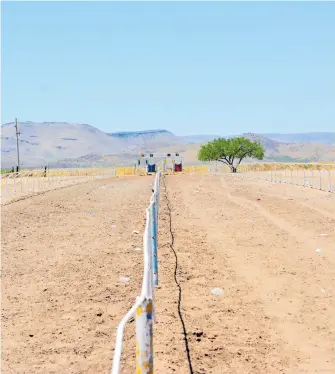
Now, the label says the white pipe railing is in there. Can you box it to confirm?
[111,171,161,374]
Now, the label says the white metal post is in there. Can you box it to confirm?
[135,298,153,374]
[303,169,306,186]
[5,176,9,197]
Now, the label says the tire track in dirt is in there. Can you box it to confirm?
[229,193,335,262]
[219,176,335,267]
[195,174,335,372]
[2,180,95,206]
[225,174,335,220]
[297,201,335,221]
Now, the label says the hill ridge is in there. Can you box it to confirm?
[1,121,335,167]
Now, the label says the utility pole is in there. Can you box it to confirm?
[15,118,21,171]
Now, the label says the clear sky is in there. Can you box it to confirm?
[2,1,335,136]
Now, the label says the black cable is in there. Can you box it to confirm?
[162,176,194,374]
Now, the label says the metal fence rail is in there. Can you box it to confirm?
[111,171,161,374]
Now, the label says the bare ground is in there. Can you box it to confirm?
[1,173,335,373]
[1,176,153,373]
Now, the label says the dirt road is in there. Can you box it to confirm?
[2,173,335,373]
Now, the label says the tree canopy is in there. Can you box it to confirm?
[198,137,265,172]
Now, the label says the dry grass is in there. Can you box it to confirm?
[238,163,335,172]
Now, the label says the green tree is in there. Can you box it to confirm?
[198,137,265,173]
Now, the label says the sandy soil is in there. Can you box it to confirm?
[2,173,335,373]
[155,174,335,374]
[2,176,153,373]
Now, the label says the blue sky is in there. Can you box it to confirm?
[2,1,335,135]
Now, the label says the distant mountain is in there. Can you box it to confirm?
[1,122,181,168]
[242,133,281,151]
[109,129,218,148]
[108,129,172,139]
[263,132,335,144]
[107,129,182,149]
[109,130,219,148]
[2,121,335,168]
[51,138,335,168]
[227,132,335,163]
[1,122,124,168]
[242,133,335,162]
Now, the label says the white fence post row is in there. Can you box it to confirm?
[227,164,334,195]
[1,167,118,204]
[217,164,334,193]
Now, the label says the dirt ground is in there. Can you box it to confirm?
[1,173,335,373]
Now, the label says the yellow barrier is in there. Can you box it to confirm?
[115,166,137,176]
[182,165,209,174]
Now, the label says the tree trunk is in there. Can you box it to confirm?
[231,166,237,173]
